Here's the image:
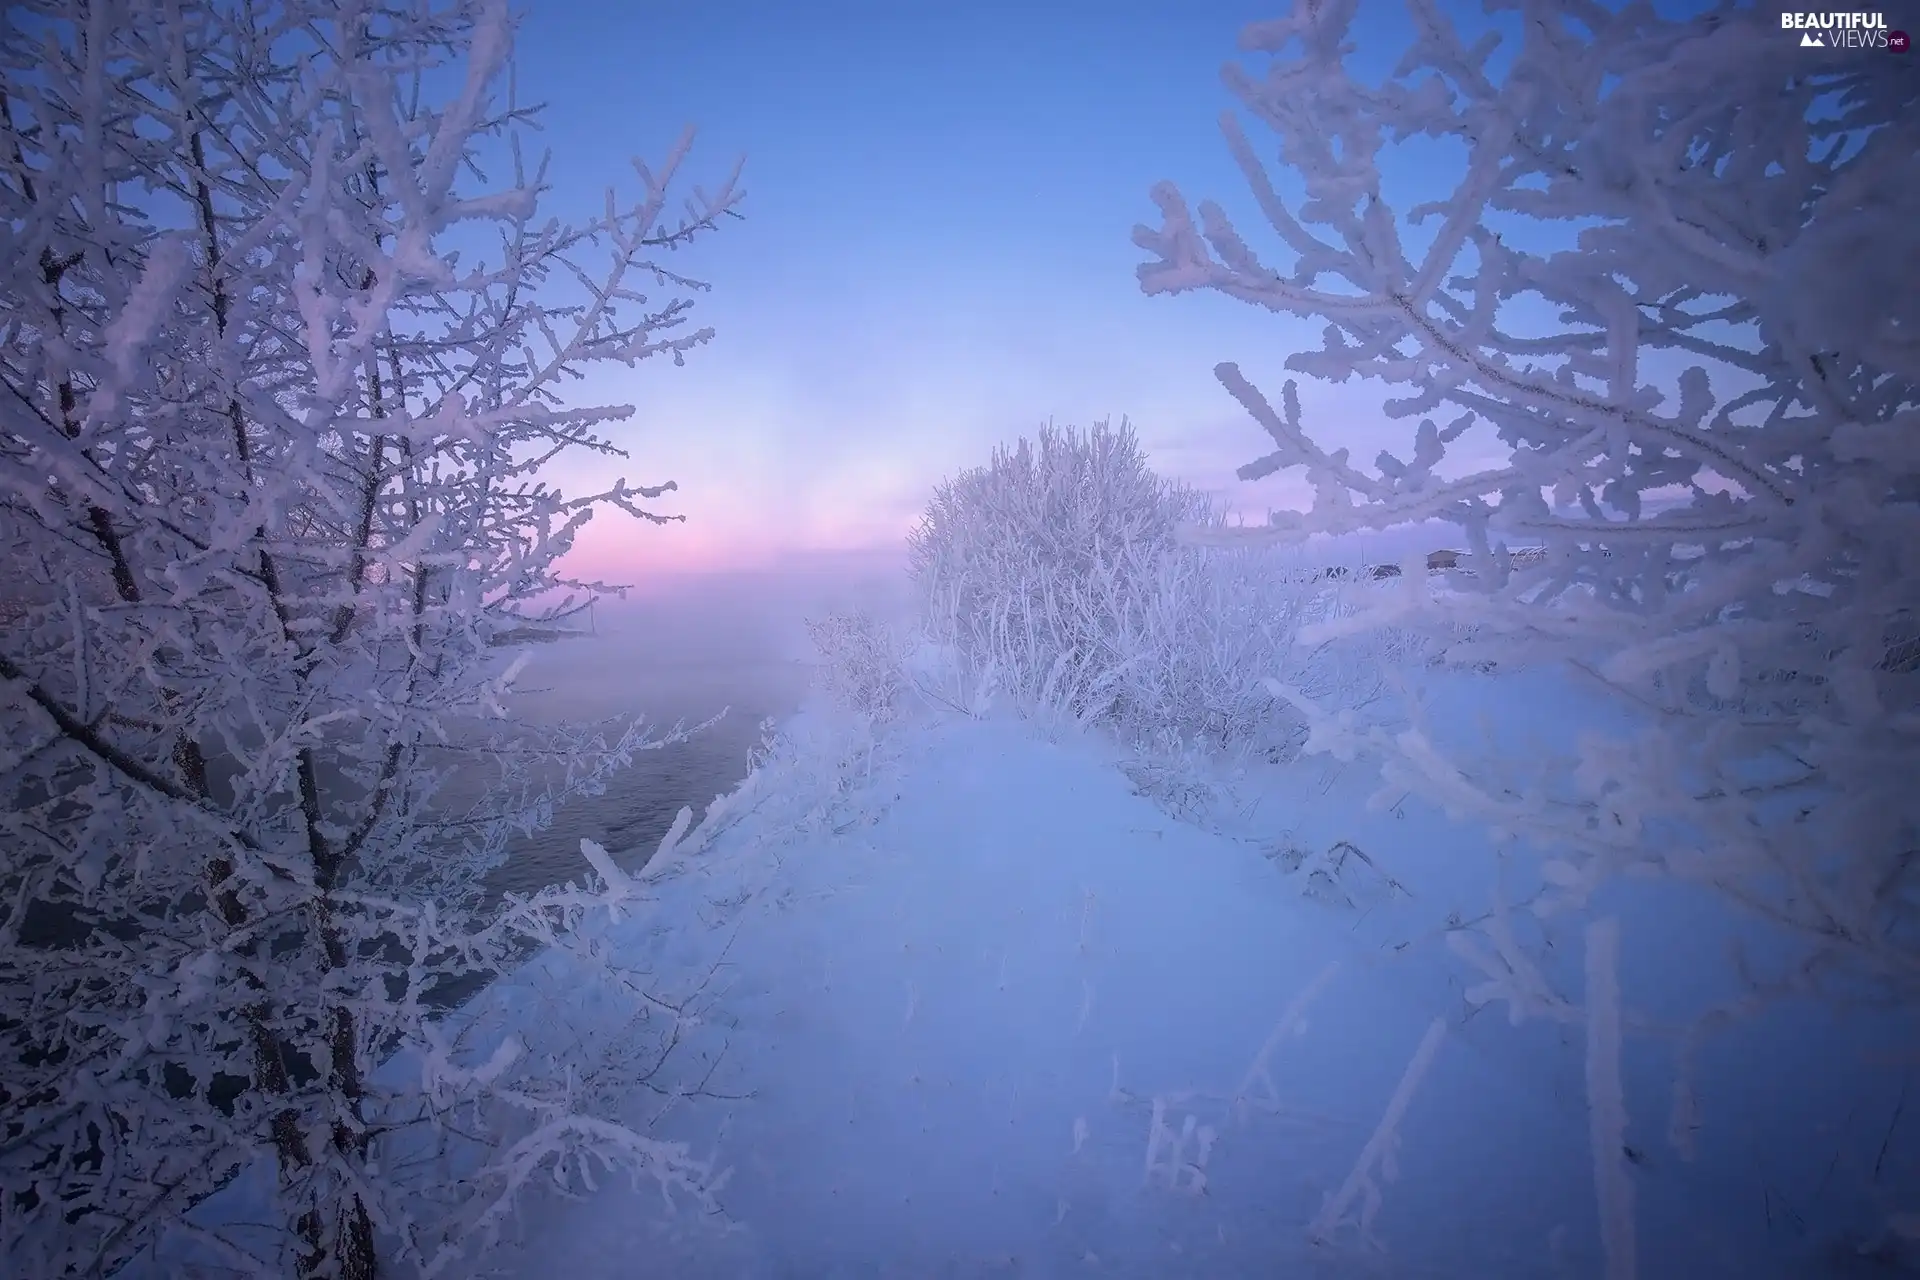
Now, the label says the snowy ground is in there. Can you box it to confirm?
[448,659,1918,1280]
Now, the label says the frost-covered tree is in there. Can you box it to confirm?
[1137,0,1916,1003]
[0,0,741,1274]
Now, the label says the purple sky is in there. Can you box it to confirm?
[498,0,1643,586]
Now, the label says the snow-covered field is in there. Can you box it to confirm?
[432,655,1915,1280]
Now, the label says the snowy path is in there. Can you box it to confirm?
[450,699,1909,1279]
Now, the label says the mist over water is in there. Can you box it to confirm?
[480,553,912,896]
[472,529,1474,896]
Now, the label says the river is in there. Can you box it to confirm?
[475,557,911,895]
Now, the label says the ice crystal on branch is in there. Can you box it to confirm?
[1139,0,1918,998]
[0,0,742,1273]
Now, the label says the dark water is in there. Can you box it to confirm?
[477,643,808,896]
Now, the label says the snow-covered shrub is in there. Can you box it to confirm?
[0,0,742,1273]
[1064,531,1291,750]
[908,419,1213,720]
[1118,730,1241,827]
[805,609,907,723]
[1140,1,1914,1263]
[1099,535,1432,760]
[907,420,1397,753]
[909,418,1207,605]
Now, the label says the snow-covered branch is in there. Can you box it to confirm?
[1143,0,1918,997]
[0,0,744,1273]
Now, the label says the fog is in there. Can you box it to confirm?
[483,532,1476,895]
[485,550,913,893]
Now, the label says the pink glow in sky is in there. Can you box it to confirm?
[509,0,1506,588]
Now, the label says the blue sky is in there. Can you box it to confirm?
[506,0,1455,581]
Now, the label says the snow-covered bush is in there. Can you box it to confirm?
[1098,536,1429,759]
[805,609,907,723]
[1140,3,1915,1266]
[907,419,1382,752]
[909,427,1419,759]
[908,419,1213,720]
[909,419,1207,606]
[0,0,741,1274]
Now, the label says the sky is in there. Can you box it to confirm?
[503,0,1450,586]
